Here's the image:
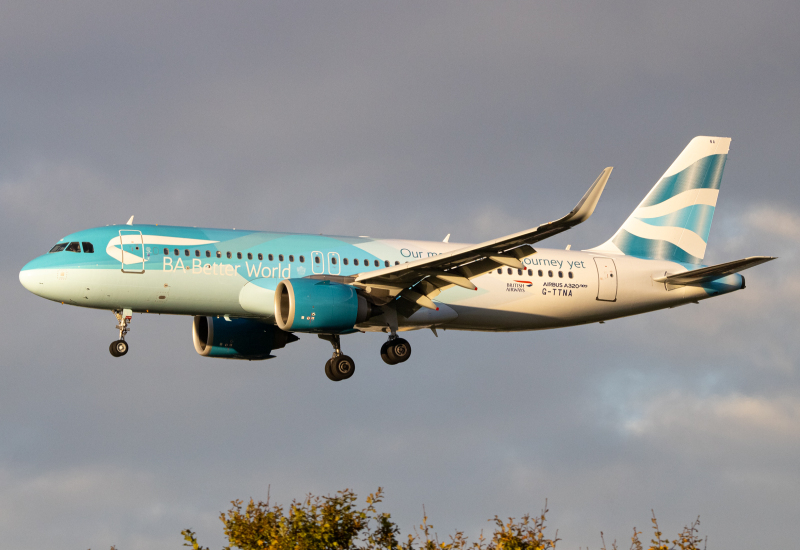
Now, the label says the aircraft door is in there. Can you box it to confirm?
[119,230,145,273]
[311,251,324,274]
[328,252,340,275]
[594,257,617,301]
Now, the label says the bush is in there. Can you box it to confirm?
[181,488,704,550]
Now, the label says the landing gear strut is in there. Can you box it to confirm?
[109,309,132,357]
[319,334,355,381]
[378,305,411,365]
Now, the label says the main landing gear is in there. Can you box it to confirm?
[109,309,132,357]
[380,336,411,365]
[319,334,355,382]
[318,331,412,382]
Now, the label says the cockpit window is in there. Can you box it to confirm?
[81,242,94,253]
[49,243,68,253]
[65,242,81,253]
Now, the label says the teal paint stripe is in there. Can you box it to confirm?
[635,204,716,243]
[612,229,703,264]
[641,154,727,207]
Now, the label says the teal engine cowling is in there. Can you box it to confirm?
[192,316,298,360]
[274,278,374,333]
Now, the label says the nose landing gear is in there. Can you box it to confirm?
[319,334,355,381]
[109,309,132,357]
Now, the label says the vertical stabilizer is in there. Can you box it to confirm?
[590,136,731,264]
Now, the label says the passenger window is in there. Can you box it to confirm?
[299,255,305,263]
[558,271,563,278]
[268,254,274,261]
[81,242,94,253]
[216,251,221,258]
[246,253,252,260]
[517,269,522,276]
[227,252,232,259]
[364,259,369,266]
[288,255,294,262]
[538,270,543,277]
[237,252,242,260]
[206,250,211,258]
[507,268,512,275]
[314,256,320,264]
[343,258,348,265]
[184,249,189,256]
[548,270,553,277]
[258,253,263,261]
[278,254,284,261]
[497,268,502,274]
[49,243,67,253]
[384,260,390,267]
[164,248,169,255]
[568,272,573,279]
[395,261,400,266]
[331,257,337,265]
[354,259,359,266]
[527,269,532,276]
[373,260,378,267]
[195,250,200,257]
[66,242,81,252]
[174,249,179,256]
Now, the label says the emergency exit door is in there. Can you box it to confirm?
[594,257,617,301]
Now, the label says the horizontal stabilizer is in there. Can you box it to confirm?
[654,256,776,286]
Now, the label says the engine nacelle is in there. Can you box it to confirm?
[274,278,372,333]
[192,316,298,360]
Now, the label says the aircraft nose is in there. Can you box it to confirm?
[19,261,44,295]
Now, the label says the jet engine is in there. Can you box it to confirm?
[274,278,374,333]
[192,316,298,360]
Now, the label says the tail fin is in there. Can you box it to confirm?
[591,136,731,264]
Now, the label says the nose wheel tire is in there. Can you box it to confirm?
[326,355,355,381]
[109,340,128,357]
[382,338,411,364]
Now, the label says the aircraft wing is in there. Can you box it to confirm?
[653,256,776,286]
[351,167,613,310]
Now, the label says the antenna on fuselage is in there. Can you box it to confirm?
[126,216,134,225]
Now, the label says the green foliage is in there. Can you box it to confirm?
[182,488,706,550]
[600,511,706,550]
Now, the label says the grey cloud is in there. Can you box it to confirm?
[1,2,798,549]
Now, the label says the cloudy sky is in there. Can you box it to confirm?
[1,2,798,548]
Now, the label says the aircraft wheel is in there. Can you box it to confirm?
[324,358,338,381]
[380,341,397,365]
[386,338,411,364]
[110,340,128,357]
[331,355,355,380]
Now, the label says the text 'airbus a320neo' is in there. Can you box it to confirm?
[20,137,774,381]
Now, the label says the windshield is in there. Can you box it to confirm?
[82,242,94,253]
[65,242,81,253]
[49,243,67,253]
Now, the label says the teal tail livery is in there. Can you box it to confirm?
[592,136,729,264]
[19,136,775,382]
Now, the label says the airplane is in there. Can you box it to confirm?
[19,136,775,381]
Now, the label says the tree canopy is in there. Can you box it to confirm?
[181,488,705,550]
